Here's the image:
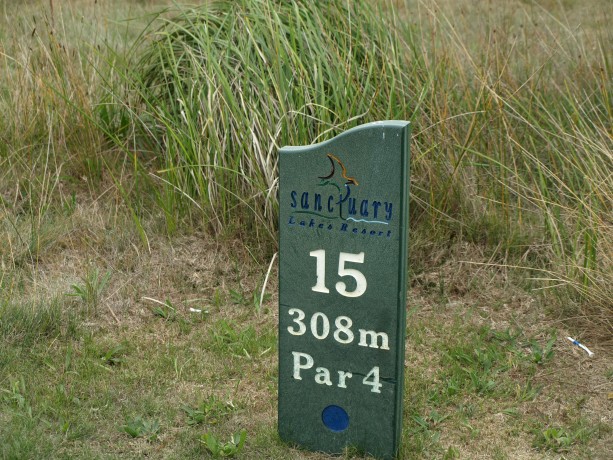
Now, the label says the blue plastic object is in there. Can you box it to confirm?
[322,405,350,432]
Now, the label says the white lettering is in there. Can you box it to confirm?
[309,250,367,297]
[309,249,330,294]
[334,316,354,344]
[337,371,353,388]
[310,312,330,340]
[315,367,333,386]
[292,352,314,380]
[287,308,306,336]
[336,252,367,297]
[363,366,382,393]
[358,329,390,350]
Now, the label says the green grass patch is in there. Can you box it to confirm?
[0,298,79,348]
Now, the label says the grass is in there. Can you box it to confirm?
[3,234,610,458]
[96,0,611,324]
[67,266,112,314]
[1,0,612,458]
[401,288,611,459]
[107,0,413,242]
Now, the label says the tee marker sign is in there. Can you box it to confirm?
[279,121,410,459]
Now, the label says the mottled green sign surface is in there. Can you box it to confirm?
[278,121,410,459]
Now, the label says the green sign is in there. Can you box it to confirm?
[278,121,410,459]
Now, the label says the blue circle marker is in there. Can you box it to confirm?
[322,405,349,432]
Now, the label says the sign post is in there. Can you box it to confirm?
[278,121,410,459]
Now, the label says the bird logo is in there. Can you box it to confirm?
[317,153,359,219]
[318,154,359,186]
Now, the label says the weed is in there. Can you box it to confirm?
[229,287,271,315]
[425,410,451,428]
[120,416,160,442]
[66,267,111,314]
[532,426,575,452]
[501,408,519,417]
[182,395,236,426]
[1,378,32,418]
[209,319,275,358]
[199,430,246,458]
[532,418,600,453]
[0,297,77,346]
[468,370,497,395]
[528,334,556,365]
[404,413,443,458]
[492,447,508,460]
[150,298,177,320]
[99,344,125,366]
[212,289,224,309]
[153,305,175,319]
[443,446,460,459]
[442,340,508,396]
[490,328,521,347]
[515,381,541,402]
[62,191,77,216]
[229,289,248,306]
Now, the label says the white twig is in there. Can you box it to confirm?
[259,252,277,314]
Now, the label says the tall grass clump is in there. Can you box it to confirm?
[4,1,605,331]
[114,0,611,329]
[0,5,106,182]
[401,0,612,330]
[0,4,107,299]
[117,0,416,239]
[0,2,137,278]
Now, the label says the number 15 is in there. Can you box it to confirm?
[309,250,367,298]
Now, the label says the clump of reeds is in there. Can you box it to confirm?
[116,0,610,327]
[120,0,414,238]
[3,0,609,329]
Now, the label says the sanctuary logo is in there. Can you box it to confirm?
[287,153,394,239]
